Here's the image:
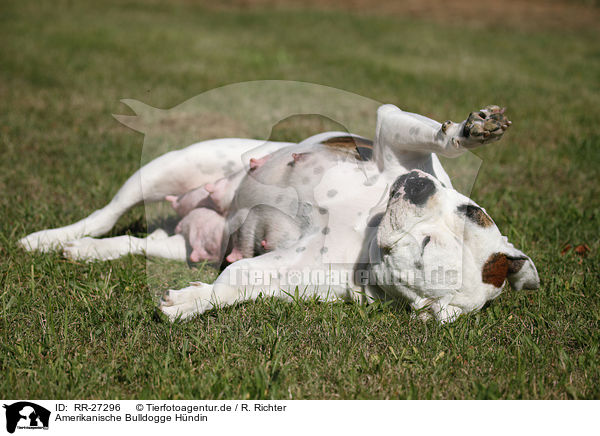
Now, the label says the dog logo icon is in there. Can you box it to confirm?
[3,402,50,433]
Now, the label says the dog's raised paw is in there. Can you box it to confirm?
[462,105,511,147]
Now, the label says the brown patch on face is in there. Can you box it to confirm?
[457,204,494,227]
[321,135,374,161]
[482,253,509,287]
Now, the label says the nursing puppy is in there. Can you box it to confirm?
[19,104,539,323]
[174,208,226,263]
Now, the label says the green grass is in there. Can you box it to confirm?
[1,0,599,399]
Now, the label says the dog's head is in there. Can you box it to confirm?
[375,170,539,319]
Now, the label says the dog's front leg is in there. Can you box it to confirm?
[159,239,345,321]
[159,254,305,321]
[374,104,512,167]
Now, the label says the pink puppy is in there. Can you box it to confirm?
[175,208,225,263]
[204,170,245,214]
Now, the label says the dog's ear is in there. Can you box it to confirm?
[482,242,539,290]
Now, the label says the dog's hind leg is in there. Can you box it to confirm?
[62,229,187,262]
[19,138,289,252]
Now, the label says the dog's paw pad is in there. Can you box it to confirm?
[462,106,511,146]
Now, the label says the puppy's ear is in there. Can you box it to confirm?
[483,242,540,290]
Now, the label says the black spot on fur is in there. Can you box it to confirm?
[390,171,436,206]
[322,227,330,235]
[457,204,494,227]
[327,189,337,198]
[296,247,306,253]
[320,247,328,254]
[421,236,431,251]
[508,258,526,274]
[318,207,328,215]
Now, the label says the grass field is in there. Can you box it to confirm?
[1,0,599,399]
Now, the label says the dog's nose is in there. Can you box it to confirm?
[391,171,436,206]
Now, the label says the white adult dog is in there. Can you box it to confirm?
[20,104,540,323]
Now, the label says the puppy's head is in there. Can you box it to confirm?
[376,170,539,316]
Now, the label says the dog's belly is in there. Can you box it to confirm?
[231,142,398,264]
